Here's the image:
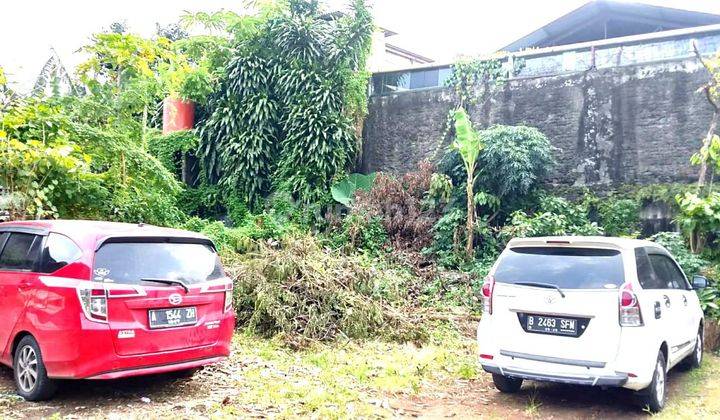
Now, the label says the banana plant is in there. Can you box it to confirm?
[452,107,484,257]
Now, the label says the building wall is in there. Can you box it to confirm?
[361,58,713,187]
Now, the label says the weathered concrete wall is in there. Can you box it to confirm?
[362,59,713,187]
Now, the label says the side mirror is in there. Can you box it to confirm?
[692,275,709,290]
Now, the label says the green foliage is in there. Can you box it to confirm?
[0,138,107,219]
[148,130,199,174]
[651,232,709,278]
[330,173,376,206]
[425,209,467,268]
[597,197,641,237]
[676,192,720,253]
[199,0,374,207]
[332,213,388,255]
[426,173,453,209]
[500,195,603,240]
[440,124,554,216]
[226,235,425,348]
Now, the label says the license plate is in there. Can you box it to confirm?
[525,314,577,336]
[149,307,197,329]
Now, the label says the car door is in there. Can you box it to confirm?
[647,251,689,365]
[662,256,700,351]
[635,247,677,352]
[0,231,44,355]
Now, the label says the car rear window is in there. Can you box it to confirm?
[93,242,225,286]
[494,247,625,289]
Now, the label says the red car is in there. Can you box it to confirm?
[0,220,235,400]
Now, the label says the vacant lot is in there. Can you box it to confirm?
[1,327,718,419]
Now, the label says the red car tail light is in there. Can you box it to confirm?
[224,289,233,312]
[481,275,495,315]
[619,283,643,327]
[78,287,108,323]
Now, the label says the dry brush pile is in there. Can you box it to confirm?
[223,235,427,348]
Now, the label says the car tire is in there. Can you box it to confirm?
[13,335,57,401]
[638,351,667,413]
[492,373,523,393]
[683,328,703,369]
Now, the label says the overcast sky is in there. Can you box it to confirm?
[2,0,720,92]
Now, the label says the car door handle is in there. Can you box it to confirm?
[18,280,32,290]
[655,301,662,319]
[663,295,671,308]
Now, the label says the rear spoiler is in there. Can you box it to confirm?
[95,236,217,252]
[508,238,624,251]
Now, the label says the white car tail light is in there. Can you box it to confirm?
[78,287,108,323]
[481,275,495,315]
[619,283,643,327]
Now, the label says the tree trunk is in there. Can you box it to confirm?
[697,111,719,191]
[465,171,474,258]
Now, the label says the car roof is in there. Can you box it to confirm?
[0,219,208,246]
[507,236,661,251]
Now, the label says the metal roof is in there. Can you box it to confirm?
[501,0,720,52]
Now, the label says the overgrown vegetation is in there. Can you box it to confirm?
[4,0,720,353]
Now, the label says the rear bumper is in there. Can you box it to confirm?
[42,313,235,379]
[86,355,226,379]
[482,364,628,387]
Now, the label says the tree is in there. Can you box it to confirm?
[452,107,483,257]
[692,41,720,192]
[198,0,374,207]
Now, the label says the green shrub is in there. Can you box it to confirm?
[650,232,709,278]
[332,213,388,255]
[597,197,641,237]
[225,235,426,348]
[499,196,603,241]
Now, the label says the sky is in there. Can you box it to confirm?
[2,0,720,92]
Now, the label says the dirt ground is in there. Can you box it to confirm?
[0,350,699,420]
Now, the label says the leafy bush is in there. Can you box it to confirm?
[676,192,720,253]
[351,162,436,252]
[499,195,603,240]
[332,213,388,255]
[597,197,641,237]
[0,138,108,220]
[199,0,374,206]
[148,130,199,176]
[330,173,376,206]
[225,235,426,348]
[650,232,709,278]
[440,124,554,215]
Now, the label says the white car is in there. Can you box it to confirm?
[477,236,706,413]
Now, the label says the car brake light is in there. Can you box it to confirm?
[482,275,495,315]
[480,354,494,360]
[78,287,108,323]
[619,283,643,327]
[224,289,233,312]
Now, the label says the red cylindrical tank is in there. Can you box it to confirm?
[162,98,195,134]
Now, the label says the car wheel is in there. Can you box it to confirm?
[492,373,523,393]
[684,329,703,369]
[13,336,57,401]
[638,351,667,413]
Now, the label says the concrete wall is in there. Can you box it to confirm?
[361,59,713,187]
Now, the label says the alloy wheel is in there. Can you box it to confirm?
[696,332,703,364]
[654,359,665,404]
[16,345,38,393]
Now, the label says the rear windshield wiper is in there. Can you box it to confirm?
[513,281,566,298]
[141,278,190,293]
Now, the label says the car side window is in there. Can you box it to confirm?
[635,247,664,289]
[0,233,43,271]
[648,254,684,289]
[40,233,83,273]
